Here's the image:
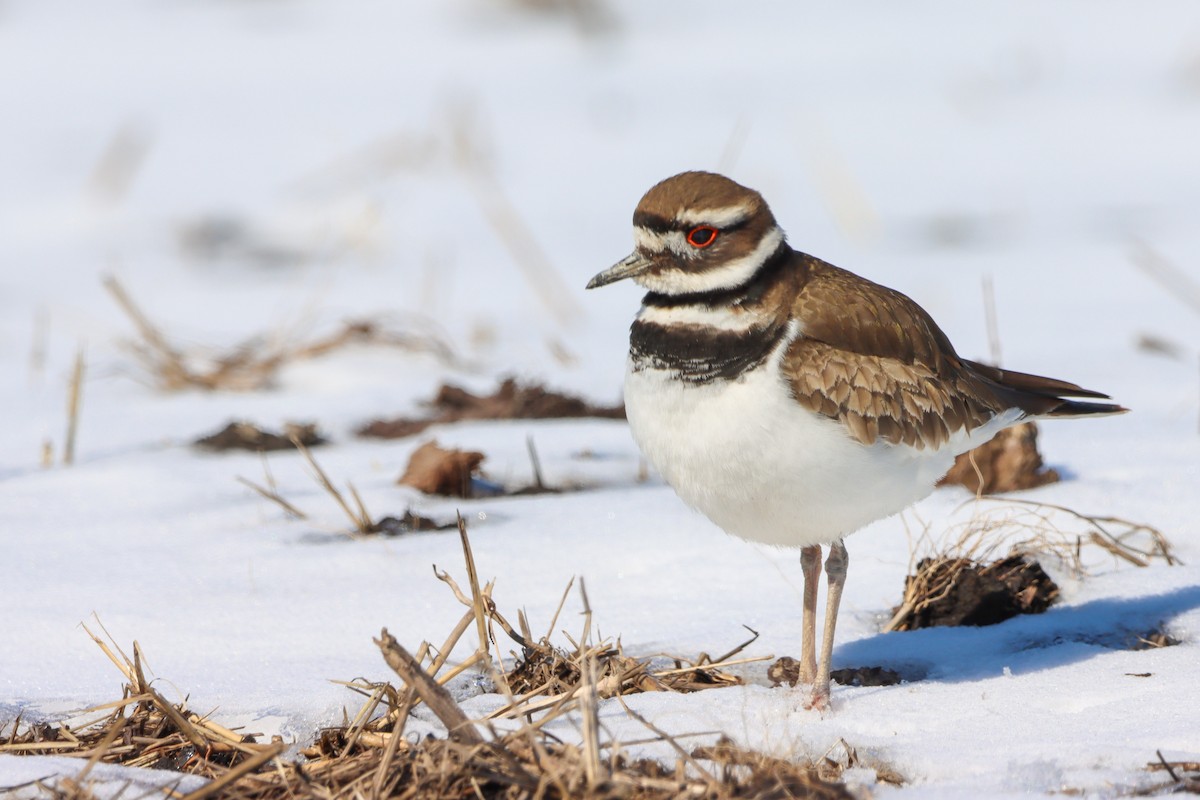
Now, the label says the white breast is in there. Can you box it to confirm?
[623,332,988,548]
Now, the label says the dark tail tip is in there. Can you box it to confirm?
[1047,399,1129,418]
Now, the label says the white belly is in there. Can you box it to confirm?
[624,351,983,548]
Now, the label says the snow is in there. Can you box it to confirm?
[2,0,1200,796]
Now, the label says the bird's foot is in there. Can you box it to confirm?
[799,682,832,713]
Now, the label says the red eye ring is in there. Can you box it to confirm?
[686,225,718,248]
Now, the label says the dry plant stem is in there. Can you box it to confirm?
[451,108,583,329]
[463,171,583,329]
[80,623,134,684]
[615,696,714,783]
[457,513,492,663]
[290,433,371,535]
[1131,239,1200,315]
[579,652,602,787]
[650,654,773,678]
[979,496,1178,566]
[30,306,48,383]
[178,742,285,800]
[710,625,761,665]
[236,476,308,520]
[374,628,485,745]
[797,114,877,243]
[545,576,576,643]
[1157,750,1181,783]
[372,689,415,799]
[717,116,751,174]
[526,435,546,491]
[340,683,390,756]
[63,345,85,466]
[981,273,1002,366]
[70,714,126,786]
[103,275,189,386]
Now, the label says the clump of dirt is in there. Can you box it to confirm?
[830,666,903,687]
[767,658,902,688]
[767,656,803,688]
[937,421,1059,494]
[358,378,625,439]
[1130,627,1181,650]
[890,554,1059,631]
[194,421,325,452]
[398,440,486,498]
[372,509,457,535]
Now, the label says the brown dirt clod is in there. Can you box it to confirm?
[194,421,326,452]
[768,658,902,688]
[829,666,903,688]
[937,421,1059,495]
[358,378,625,439]
[767,656,802,688]
[397,440,485,498]
[891,555,1059,631]
[373,510,458,535]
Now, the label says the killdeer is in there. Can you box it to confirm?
[587,171,1125,709]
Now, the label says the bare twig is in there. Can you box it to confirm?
[982,274,1002,366]
[526,435,546,491]
[63,345,85,466]
[374,628,485,745]
[236,477,308,520]
[579,651,603,786]
[1131,239,1200,315]
[291,434,371,535]
[29,306,48,384]
[450,106,583,328]
[717,116,751,174]
[178,742,284,800]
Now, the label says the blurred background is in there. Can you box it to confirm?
[2,0,1199,462]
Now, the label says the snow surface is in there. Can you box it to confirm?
[2,1,1199,796]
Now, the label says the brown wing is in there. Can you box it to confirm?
[784,256,1025,450]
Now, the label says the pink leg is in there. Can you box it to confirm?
[811,539,848,710]
[799,544,821,684]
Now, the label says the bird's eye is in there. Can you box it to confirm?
[686,226,718,248]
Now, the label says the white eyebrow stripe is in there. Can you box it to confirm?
[634,227,689,256]
[635,225,785,295]
[676,204,753,228]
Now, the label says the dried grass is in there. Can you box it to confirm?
[1137,750,1200,795]
[1,520,871,799]
[63,345,86,466]
[0,622,284,797]
[104,275,460,392]
[886,499,1177,632]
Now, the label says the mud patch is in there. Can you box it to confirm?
[768,657,904,688]
[830,666,904,687]
[358,378,624,439]
[372,509,458,535]
[194,421,326,452]
[890,555,1058,631]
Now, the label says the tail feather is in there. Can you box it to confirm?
[964,359,1112,400]
[963,359,1129,419]
[1042,398,1129,418]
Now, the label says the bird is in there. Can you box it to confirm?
[586,171,1125,709]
